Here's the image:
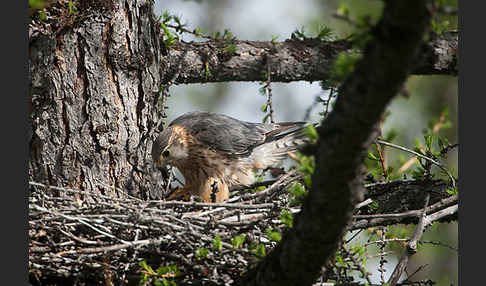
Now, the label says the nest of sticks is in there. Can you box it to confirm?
[29,170,305,285]
[29,167,456,285]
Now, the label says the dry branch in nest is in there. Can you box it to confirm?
[29,172,457,286]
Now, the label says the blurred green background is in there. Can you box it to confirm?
[154,0,458,284]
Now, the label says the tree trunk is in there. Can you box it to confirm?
[29,0,164,199]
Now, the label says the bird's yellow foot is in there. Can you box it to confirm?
[166,187,191,201]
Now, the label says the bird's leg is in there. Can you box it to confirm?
[210,181,218,203]
[199,178,229,203]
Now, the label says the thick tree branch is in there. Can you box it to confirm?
[237,1,432,286]
[162,32,457,84]
[364,179,456,215]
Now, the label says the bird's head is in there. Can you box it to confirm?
[152,127,189,168]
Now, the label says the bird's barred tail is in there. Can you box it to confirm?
[268,123,314,156]
[250,122,316,168]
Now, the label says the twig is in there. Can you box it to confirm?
[374,142,388,179]
[265,54,275,123]
[239,169,298,202]
[364,238,408,247]
[341,245,372,285]
[403,264,429,282]
[65,236,169,255]
[331,12,359,27]
[379,227,387,284]
[148,200,274,209]
[29,181,140,203]
[376,140,456,188]
[165,166,175,194]
[388,193,430,286]
[418,240,457,252]
[424,204,458,226]
[352,194,457,230]
[57,228,100,245]
[303,94,323,121]
[323,88,335,119]
[31,204,130,244]
[355,198,373,209]
[345,229,363,244]
[367,251,394,259]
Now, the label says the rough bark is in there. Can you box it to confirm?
[237,1,432,286]
[161,33,458,85]
[29,0,165,200]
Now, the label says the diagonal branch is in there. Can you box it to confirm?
[162,32,457,85]
[237,1,432,286]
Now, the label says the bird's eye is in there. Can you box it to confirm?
[162,150,170,158]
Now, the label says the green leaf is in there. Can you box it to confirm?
[162,11,171,22]
[304,124,319,142]
[446,187,458,195]
[38,10,47,21]
[335,254,345,266]
[139,260,154,273]
[316,24,334,41]
[231,234,247,248]
[195,247,208,258]
[280,209,294,227]
[193,27,204,38]
[156,265,171,275]
[204,63,211,80]
[337,3,350,17]
[29,0,47,9]
[263,113,271,123]
[139,273,149,285]
[212,235,222,251]
[271,35,279,44]
[351,245,365,258]
[68,1,76,16]
[425,134,433,150]
[154,278,163,286]
[368,152,378,161]
[160,22,178,49]
[162,278,177,286]
[437,136,444,150]
[411,164,427,179]
[369,201,379,211]
[287,182,307,202]
[255,243,266,257]
[260,103,268,112]
[291,26,307,40]
[265,228,282,242]
[441,105,450,118]
[331,51,361,81]
[223,44,237,54]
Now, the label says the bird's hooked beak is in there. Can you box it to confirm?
[154,148,172,168]
[154,157,166,168]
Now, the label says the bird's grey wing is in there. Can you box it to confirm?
[171,112,266,155]
[170,111,308,155]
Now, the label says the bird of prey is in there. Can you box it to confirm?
[151,111,311,202]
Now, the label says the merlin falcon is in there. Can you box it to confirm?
[152,111,311,202]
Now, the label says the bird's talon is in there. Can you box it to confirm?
[166,187,189,201]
